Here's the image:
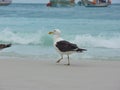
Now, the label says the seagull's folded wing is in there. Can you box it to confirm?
[56,40,78,52]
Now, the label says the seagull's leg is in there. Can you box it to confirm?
[56,55,63,63]
[67,55,70,65]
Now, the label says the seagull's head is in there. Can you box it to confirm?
[48,29,61,36]
[48,29,63,42]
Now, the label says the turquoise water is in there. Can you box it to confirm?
[0,4,120,60]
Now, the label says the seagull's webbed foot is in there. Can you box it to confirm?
[64,63,70,66]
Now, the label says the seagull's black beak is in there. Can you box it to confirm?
[48,31,53,34]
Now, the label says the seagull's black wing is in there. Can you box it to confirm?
[56,40,78,52]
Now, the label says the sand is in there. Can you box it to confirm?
[0,58,120,90]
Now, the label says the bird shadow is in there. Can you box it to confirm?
[54,62,98,68]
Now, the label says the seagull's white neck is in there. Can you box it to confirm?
[53,34,63,43]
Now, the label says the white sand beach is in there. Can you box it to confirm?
[0,58,120,90]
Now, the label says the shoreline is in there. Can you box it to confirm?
[0,58,120,90]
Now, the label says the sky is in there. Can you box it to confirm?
[13,0,120,3]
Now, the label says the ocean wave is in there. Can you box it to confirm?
[0,28,120,49]
[73,34,120,49]
[0,28,52,46]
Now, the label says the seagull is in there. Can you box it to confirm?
[0,44,12,50]
[48,29,87,65]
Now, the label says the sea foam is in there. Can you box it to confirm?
[73,34,120,49]
[0,28,52,46]
[0,28,120,49]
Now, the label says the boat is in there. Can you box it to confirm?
[78,0,111,7]
[46,0,75,7]
[0,0,12,6]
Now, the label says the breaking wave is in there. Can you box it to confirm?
[0,28,120,49]
[73,34,120,49]
[0,28,52,46]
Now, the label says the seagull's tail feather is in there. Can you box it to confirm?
[76,48,87,53]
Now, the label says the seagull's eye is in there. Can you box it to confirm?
[54,30,56,32]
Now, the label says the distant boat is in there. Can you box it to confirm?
[78,0,111,7]
[0,0,12,6]
[46,0,75,7]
